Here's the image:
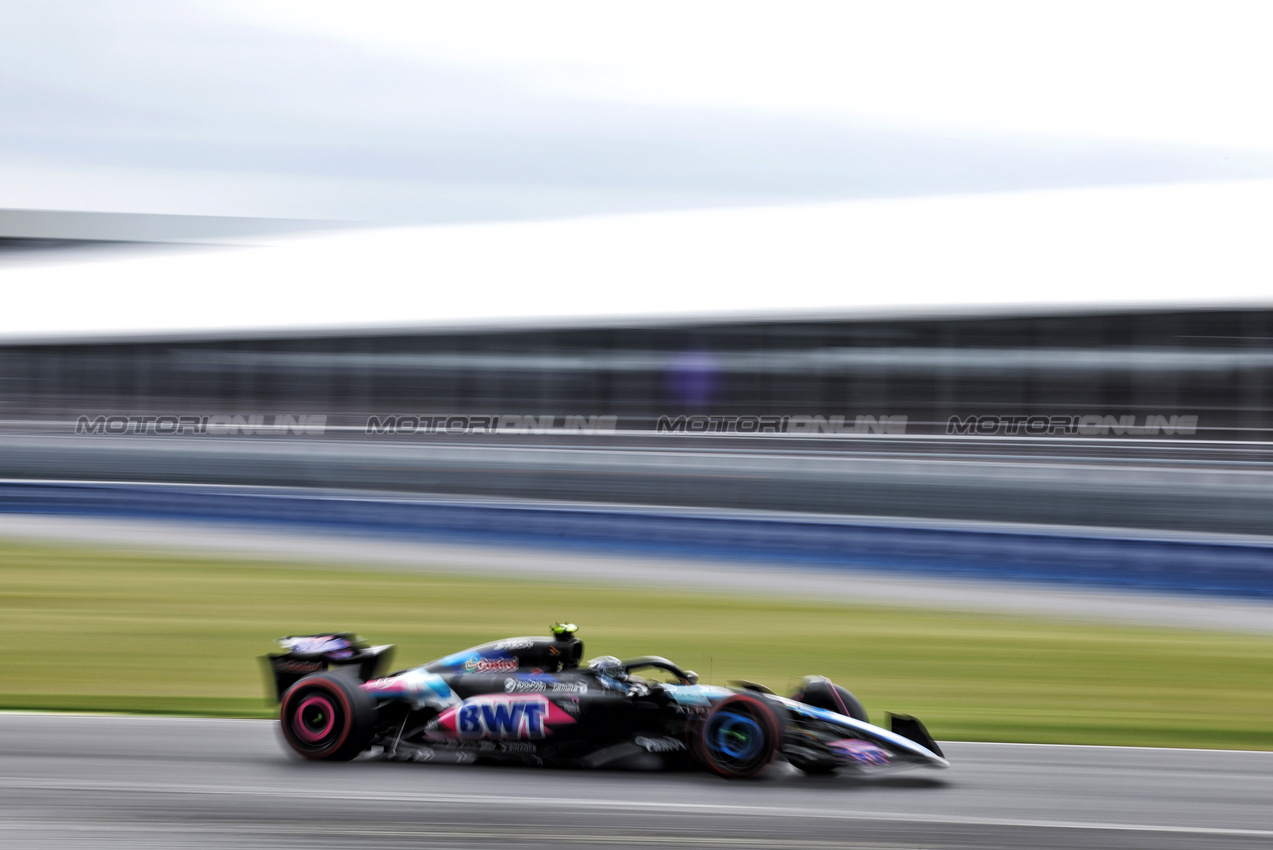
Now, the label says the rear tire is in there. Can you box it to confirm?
[693,694,782,779]
[280,673,375,761]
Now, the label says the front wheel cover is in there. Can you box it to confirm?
[693,694,782,779]
[279,674,373,761]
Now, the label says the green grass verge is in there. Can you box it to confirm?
[2,540,1271,749]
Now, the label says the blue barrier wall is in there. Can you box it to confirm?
[1,480,1271,600]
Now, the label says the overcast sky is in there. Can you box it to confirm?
[4,1,1273,224]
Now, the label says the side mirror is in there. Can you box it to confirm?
[682,670,700,685]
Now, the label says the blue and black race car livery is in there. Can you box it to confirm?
[264,625,948,779]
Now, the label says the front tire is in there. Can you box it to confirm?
[693,694,782,779]
[791,676,868,723]
[279,673,375,761]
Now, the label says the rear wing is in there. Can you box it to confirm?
[262,633,394,702]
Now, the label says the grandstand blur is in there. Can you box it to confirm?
[1,308,1270,441]
[3,185,1273,535]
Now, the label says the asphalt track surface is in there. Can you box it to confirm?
[4,513,1273,633]
[2,714,1272,849]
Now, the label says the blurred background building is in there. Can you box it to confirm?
[2,308,1271,438]
[5,2,1273,543]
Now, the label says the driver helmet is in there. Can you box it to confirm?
[587,655,628,682]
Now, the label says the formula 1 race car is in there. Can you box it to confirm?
[263,625,948,778]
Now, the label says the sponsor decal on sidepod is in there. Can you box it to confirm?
[433,694,576,740]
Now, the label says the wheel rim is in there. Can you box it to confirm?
[706,711,764,763]
[293,695,336,743]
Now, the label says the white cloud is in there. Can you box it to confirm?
[234,1,1273,150]
[3,1,1272,223]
